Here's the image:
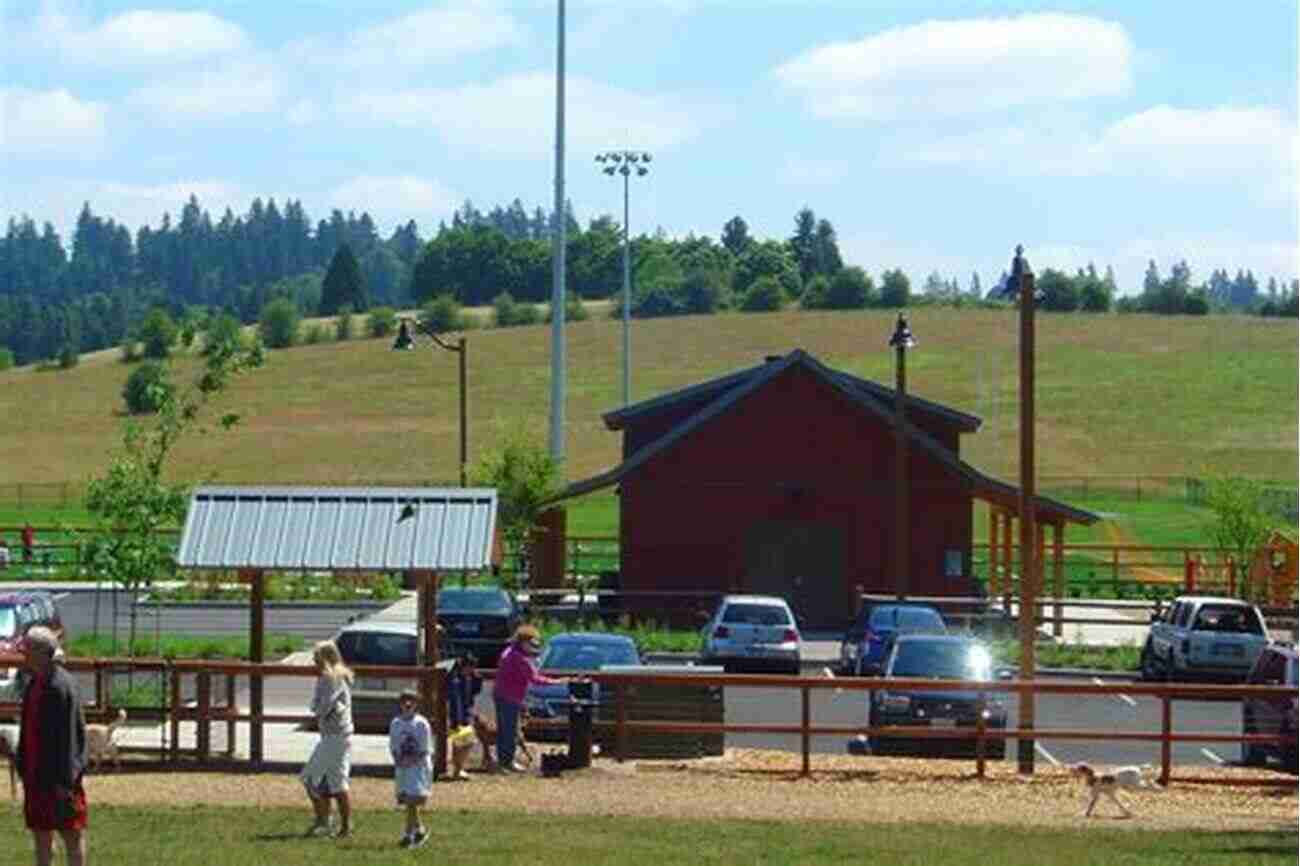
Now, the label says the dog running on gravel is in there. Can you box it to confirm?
[1071,762,1153,818]
[86,708,128,772]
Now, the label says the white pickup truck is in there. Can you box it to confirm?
[1140,595,1269,683]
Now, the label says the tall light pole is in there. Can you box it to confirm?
[549,0,567,465]
[596,149,652,406]
[889,314,916,600]
[393,318,468,488]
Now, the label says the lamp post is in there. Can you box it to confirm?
[996,244,1039,775]
[549,0,567,465]
[393,318,468,488]
[889,314,916,601]
[596,149,652,407]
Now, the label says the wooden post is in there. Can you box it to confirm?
[616,683,628,763]
[1160,695,1172,786]
[1001,511,1013,616]
[197,672,211,761]
[800,685,811,778]
[417,571,445,778]
[1015,253,1037,776]
[975,691,987,778]
[226,673,237,758]
[247,569,265,766]
[1052,523,1065,639]
[169,668,181,761]
[988,508,999,599]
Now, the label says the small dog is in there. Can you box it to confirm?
[86,708,127,772]
[0,724,17,797]
[1071,762,1151,818]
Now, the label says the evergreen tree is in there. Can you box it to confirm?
[319,244,367,315]
[721,216,752,257]
[788,207,818,283]
[879,269,911,308]
[811,218,843,276]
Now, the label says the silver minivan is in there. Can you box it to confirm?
[699,594,801,674]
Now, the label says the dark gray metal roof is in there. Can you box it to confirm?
[176,486,499,572]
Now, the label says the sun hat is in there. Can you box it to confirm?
[399,688,420,703]
[523,637,543,655]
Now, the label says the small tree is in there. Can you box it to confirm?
[258,297,301,349]
[420,295,465,333]
[470,428,561,591]
[320,244,368,315]
[1204,477,1274,601]
[367,306,398,338]
[740,275,784,312]
[335,305,355,341]
[138,308,179,359]
[122,361,173,414]
[87,336,262,654]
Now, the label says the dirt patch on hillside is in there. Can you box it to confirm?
[49,749,1298,833]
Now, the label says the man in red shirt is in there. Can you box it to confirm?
[15,626,88,866]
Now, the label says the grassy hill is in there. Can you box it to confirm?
[1,308,1295,498]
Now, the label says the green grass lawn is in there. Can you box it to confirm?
[0,806,1289,866]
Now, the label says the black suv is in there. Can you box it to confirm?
[1241,642,1298,773]
[436,587,521,667]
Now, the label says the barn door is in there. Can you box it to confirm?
[743,520,848,628]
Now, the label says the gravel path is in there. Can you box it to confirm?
[59,750,1298,833]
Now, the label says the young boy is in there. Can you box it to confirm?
[388,689,431,848]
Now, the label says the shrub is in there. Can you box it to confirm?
[0,348,12,370]
[825,267,874,309]
[335,306,355,341]
[138,307,179,359]
[493,292,540,328]
[302,323,330,345]
[420,295,465,333]
[367,306,397,338]
[122,361,173,414]
[800,274,831,309]
[58,345,79,369]
[119,340,141,363]
[203,313,244,357]
[258,297,301,349]
[740,275,785,312]
[680,268,728,314]
[545,291,588,323]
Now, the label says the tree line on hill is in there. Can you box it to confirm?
[0,193,1295,370]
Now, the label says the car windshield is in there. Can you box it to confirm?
[438,590,511,615]
[540,641,639,671]
[336,631,417,666]
[0,607,15,639]
[1192,604,1264,634]
[890,641,991,680]
[721,603,791,626]
[869,606,944,631]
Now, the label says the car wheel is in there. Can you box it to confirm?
[1241,710,1268,766]
[1163,651,1177,683]
[1139,643,1158,681]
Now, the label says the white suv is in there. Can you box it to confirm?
[699,595,801,674]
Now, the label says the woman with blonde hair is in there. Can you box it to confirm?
[493,624,566,774]
[301,640,354,838]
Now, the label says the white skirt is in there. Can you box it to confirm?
[394,762,432,804]
[301,734,352,796]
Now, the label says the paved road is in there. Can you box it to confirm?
[51,589,1258,770]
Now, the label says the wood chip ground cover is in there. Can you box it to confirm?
[49,749,1297,833]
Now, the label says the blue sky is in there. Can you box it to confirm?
[2,0,1297,294]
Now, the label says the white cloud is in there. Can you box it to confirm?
[24,4,248,66]
[345,2,521,68]
[324,176,461,232]
[781,156,848,185]
[339,72,712,157]
[773,13,1133,121]
[905,105,1298,204]
[0,87,107,157]
[126,57,283,121]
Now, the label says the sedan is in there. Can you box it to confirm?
[436,586,521,667]
[849,634,1007,760]
[700,595,801,674]
[524,632,642,741]
[838,602,947,676]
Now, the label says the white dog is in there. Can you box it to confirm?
[86,708,127,772]
[1071,762,1152,818]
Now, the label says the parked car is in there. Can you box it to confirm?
[838,602,947,676]
[332,618,420,731]
[1140,595,1268,682]
[699,595,801,674]
[524,632,642,741]
[848,634,1007,759]
[1241,642,1298,773]
[436,586,522,667]
[0,590,66,695]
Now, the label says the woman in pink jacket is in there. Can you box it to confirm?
[493,625,562,773]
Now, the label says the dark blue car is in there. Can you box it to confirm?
[838,602,947,675]
[524,632,641,740]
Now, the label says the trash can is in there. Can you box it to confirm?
[566,698,597,769]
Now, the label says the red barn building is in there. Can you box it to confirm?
[554,349,1096,628]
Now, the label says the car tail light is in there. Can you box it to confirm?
[713,626,730,638]
[781,628,799,643]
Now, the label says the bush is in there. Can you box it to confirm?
[420,295,465,333]
[545,291,588,324]
[335,306,355,341]
[367,306,397,338]
[0,348,12,370]
[825,267,874,309]
[680,268,728,314]
[800,274,831,309]
[302,323,331,345]
[493,292,540,328]
[258,298,301,349]
[58,345,79,369]
[122,361,173,414]
[119,340,141,363]
[740,275,785,312]
[138,307,178,359]
[203,313,244,357]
